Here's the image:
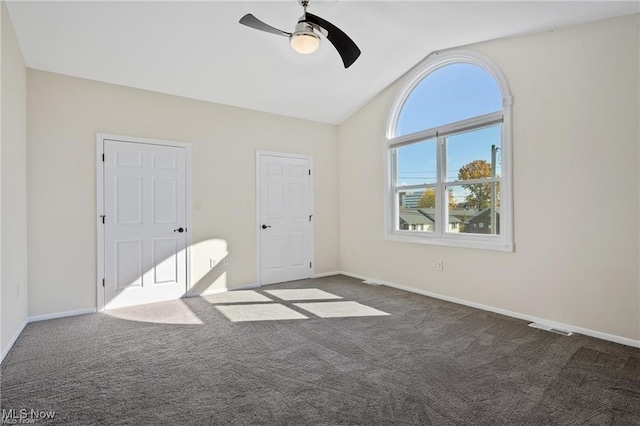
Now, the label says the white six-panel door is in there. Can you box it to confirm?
[103,140,187,309]
[259,153,312,285]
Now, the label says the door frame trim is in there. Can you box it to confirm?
[255,151,314,287]
[96,133,192,311]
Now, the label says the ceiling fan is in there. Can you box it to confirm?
[239,0,361,69]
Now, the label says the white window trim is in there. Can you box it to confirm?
[384,49,514,252]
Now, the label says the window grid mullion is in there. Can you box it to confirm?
[388,112,502,149]
[435,135,446,236]
[445,177,501,186]
[391,149,399,232]
[394,184,434,192]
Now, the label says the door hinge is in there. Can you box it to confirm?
[100,215,105,224]
[310,262,312,268]
[308,169,311,176]
[102,153,105,162]
[102,278,105,287]
[309,214,313,222]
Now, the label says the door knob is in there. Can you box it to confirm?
[261,224,271,229]
[173,227,185,233]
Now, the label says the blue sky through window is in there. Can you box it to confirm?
[396,63,503,203]
[397,63,502,135]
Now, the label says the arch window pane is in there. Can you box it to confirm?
[396,63,502,137]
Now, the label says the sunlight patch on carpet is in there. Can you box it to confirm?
[204,290,273,304]
[265,288,343,301]
[294,301,390,318]
[106,300,203,325]
[215,304,309,322]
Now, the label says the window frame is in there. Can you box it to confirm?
[384,50,514,252]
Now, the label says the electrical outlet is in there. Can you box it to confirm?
[436,261,444,271]
[210,258,217,268]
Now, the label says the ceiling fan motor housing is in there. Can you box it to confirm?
[290,21,321,54]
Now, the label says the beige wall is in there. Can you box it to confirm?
[27,70,339,316]
[1,1,28,357]
[338,14,640,341]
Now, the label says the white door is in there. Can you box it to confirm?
[259,153,312,285]
[103,140,187,309]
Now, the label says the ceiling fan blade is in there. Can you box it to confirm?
[239,14,291,37]
[305,13,361,68]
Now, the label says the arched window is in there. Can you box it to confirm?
[385,50,514,251]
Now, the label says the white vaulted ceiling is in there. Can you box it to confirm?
[6,1,639,124]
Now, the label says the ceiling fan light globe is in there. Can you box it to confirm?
[290,32,320,54]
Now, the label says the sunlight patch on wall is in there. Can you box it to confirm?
[189,239,230,296]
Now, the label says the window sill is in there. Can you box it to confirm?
[386,232,515,252]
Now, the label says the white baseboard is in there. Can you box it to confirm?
[1,317,29,364]
[191,282,260,297]
[29,308,97,323]
[312,271,341,279]
[337,271,370,282]
[338,271,640,349]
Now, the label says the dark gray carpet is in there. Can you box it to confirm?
[1,275,639,425]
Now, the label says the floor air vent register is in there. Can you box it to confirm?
[528,322,574,336]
